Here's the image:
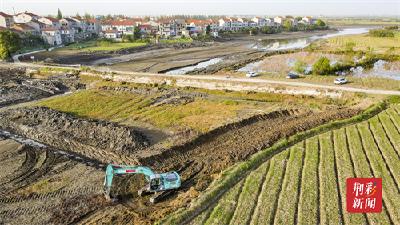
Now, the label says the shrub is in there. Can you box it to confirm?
[312,57,331,75]
[368,29,395,38]
[293,60,307,74]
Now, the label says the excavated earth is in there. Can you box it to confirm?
[0,67,84,108]
[0,103,361,224]
[0,107,150,164]
[0,138,107,225]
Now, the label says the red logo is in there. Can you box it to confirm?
[346,178,382,213]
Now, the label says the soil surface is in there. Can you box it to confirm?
[0,104,361,224]
[0,67,84,108]
[0,107,150,164]
[0,139,106,225]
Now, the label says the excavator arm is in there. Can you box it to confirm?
[103,164,155,199]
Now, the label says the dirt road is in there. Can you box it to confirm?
[6,62,400,96]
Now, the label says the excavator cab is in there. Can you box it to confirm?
[149,175,163,191]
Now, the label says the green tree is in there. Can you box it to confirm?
[293,60,307,74]
[283,20,293,31]
[295,16,303,21]
[57,8,62,19]
[315,19,326,27]
[84,12,92,19]
[0,30,21,59]
[134,26,141,40]
[206,25,211,35]
[122,34,134,42]
[312,57,331,75]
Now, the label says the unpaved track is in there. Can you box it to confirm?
[0,139,106,225]
[7,62,400,96]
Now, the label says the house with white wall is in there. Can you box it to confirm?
[38,17,60,28]
[302,16,317,25]
[41,27,62,45]
[0,12,14,28]
[13,12,39,23]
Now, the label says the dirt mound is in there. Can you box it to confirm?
[0,67,84,108]
[0,107,149,163]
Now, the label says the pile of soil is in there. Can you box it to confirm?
[0,67,84,108]
[0,107,149,162]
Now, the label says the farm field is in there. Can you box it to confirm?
[317,31,400,55]
[177,104,400,225]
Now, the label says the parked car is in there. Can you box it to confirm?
[286,72,299,79]
[246,71,258,78]
[334,77,348,85]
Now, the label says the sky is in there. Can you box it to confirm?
[1,0,399,17]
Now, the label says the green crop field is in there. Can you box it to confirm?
[175,104,400,225]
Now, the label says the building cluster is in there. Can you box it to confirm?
[0,11,101,46]
[0,11,318,46]
[101,16,318,39]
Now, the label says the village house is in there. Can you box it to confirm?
[218,18,231,31]
[60,27,75,43]
[0,12,14,28]
[85,18,101,35]
[12,23,39,36]
[102,29,121,39]
[302,16,317,25]
[13,12,40,23]
[251,17,266,27]
[41,27,62,45]
[103,19,140,35]
[60,18,78,29]
[138,24,156,37]
[38,17,61,28]
[273,16,285,25]
[157,19,177,37]
[26,20,46,32]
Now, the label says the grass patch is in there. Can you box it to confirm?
[203,180,243,225]
[160,37,193,44]
[35,89,274,132]
[319,32,400,55]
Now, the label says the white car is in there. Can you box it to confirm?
[334,77,348,85]
[246,72,258,78]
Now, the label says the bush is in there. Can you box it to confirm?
[293,60,307,74]
[96,39,114,47]
[368,29,395,38]
[384,25,398,30]
[312,57,331,75]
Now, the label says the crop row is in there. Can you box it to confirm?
[190,106,400,225]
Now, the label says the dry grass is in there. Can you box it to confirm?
[320,32,400,55]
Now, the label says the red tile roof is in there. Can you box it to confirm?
[110,20,134,26]
[86,18,98,23]
[0,12,12,18]
[42,27,58,31]
[17,12,38,17]
[104,29,119,33]
[12,23,36,31]
[44,17,59,23]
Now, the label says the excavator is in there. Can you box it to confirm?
[103,164,181,203]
